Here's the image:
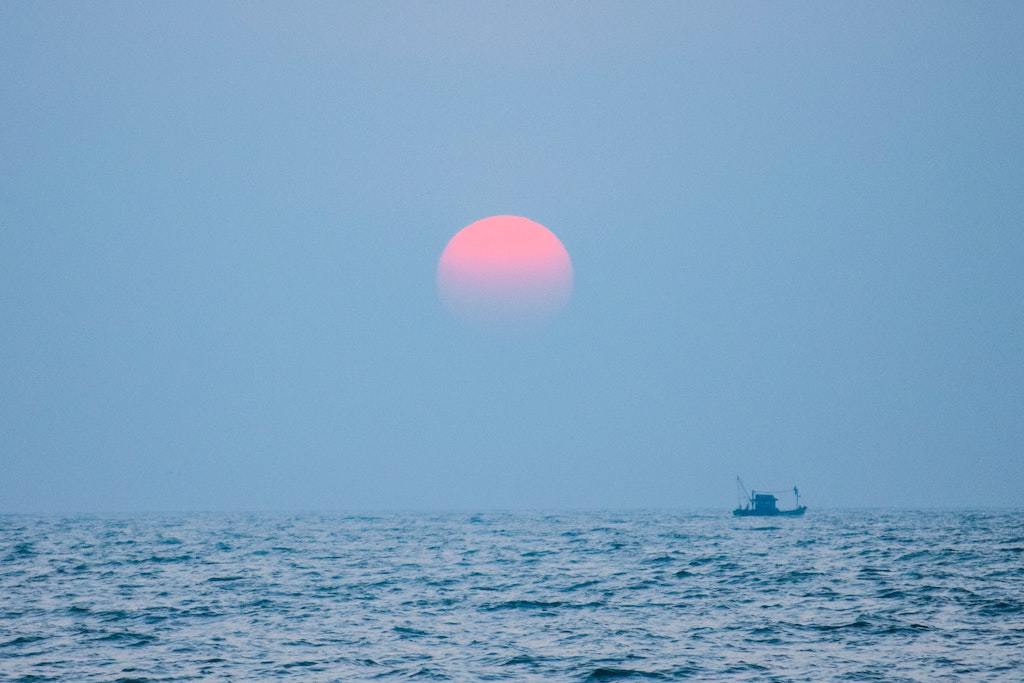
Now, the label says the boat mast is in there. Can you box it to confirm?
[736,476,752,509]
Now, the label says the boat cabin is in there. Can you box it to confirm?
[751,493,779,514]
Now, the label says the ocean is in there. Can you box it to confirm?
[1,511,1022,681]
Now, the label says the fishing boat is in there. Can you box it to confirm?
[733,477,806,517]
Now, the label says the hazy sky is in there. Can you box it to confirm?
[2,2,1022,511]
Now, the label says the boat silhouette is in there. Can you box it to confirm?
[733,477,807,517]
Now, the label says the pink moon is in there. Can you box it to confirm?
[437,215,573,325]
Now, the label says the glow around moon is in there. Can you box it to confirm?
[437,215,573,326]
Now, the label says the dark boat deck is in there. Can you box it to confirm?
[733,506,806,517]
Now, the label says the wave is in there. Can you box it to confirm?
[583,666,670,681]
[2,510,1021,680]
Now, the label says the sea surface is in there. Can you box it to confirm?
[1,511,1022,681]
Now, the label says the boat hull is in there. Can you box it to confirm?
[733,506,807,517]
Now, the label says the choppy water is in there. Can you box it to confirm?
[1,511,1022,681]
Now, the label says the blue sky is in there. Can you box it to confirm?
[2,2,1022,511]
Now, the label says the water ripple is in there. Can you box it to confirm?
[0,511,1022,680]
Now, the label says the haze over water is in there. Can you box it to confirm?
[4,3,1023,513]
[3,511,1022,681]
